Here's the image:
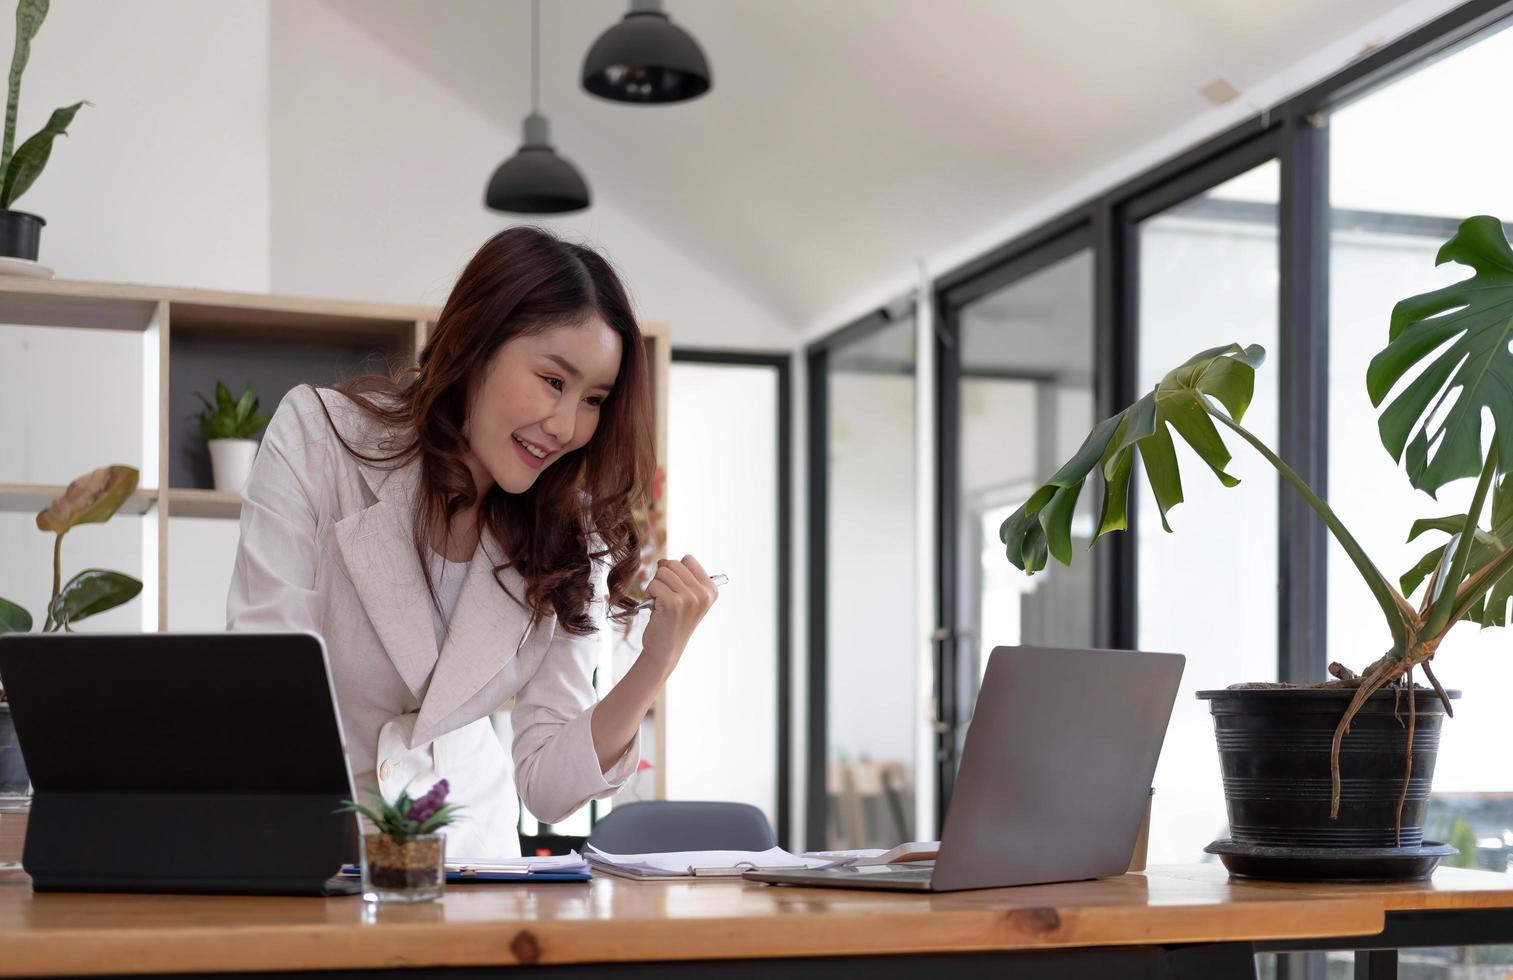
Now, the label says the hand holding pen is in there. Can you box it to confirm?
[631,572,728,612]
[635,555,723,672]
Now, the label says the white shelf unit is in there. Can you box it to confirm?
[0,277,671,796]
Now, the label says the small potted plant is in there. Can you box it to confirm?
[1001,215,1513,881]
[341,779,462,903]
[192,381,271,493]
[0,0,88,264]
[0,465,144,795]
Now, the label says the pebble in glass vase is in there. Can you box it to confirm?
[362,832,445,903]
[343,779,463,904]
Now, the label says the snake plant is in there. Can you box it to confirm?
[0,0,87,210]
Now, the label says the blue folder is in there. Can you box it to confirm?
[339,864,590,883]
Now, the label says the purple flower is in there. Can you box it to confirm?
[406,779,450,825]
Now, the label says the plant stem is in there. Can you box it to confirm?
[1423,442,1499,637]
[1441,543,1513,631]
[42,531,61,631]
[1210,409,1412,653]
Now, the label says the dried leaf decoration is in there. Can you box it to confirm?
[36,465,138,534]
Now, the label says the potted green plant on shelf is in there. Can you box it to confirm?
[1000,214,1513,881]
[0,464,143,795]
[0,0,87,265]
[192,381,271,493]
[342,779,463,903]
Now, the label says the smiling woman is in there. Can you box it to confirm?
[225,226,720,858]
[465,323,623,500]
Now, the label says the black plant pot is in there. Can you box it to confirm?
[1198,686,1467,881]
[0,209,45,261]
[0,704,27,796]
[1199,687,1456,849]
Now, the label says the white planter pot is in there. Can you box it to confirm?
[207,438,259,493]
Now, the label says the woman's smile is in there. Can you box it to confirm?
[511,433,552,469]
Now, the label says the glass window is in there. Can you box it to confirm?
[956,249,1095,705]
[824,317,917,849]
[1328,23,1513,892]
[1137,161,1281,863]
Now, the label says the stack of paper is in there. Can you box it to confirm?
[586,845,832,880]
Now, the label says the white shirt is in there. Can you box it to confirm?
[427,550,471,652]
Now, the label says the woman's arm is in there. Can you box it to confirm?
[227,387,327,632]
[590,555,718,771]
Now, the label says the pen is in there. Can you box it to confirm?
[630,573,728,612]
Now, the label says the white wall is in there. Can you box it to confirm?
[1,0,271,290]
[267,0,793,351]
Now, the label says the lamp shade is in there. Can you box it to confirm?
[484,114,591,215]
[581,1,711,104]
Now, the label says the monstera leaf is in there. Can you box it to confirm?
[1368,215,1513,498]
[46,569,141,630]
[1000,343,1263,573]
[1402,472,1513,628]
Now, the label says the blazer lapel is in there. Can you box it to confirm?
[333,458,440,702]
[412,529,548,746]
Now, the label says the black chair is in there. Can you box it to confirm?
[587,801,776,853]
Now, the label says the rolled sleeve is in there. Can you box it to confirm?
[510,560,640,824]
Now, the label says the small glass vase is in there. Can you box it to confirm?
[361,832,445,903]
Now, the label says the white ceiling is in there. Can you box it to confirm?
[320,0,1448,335]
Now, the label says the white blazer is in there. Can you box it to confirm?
[226,385,638,857]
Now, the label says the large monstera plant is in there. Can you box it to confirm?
[0,465,144,701]
[1002,214,1513,826]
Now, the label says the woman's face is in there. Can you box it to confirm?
[464,316,623,495]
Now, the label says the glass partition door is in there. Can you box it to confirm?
[950,249,1096,763]
[813,315,919,849]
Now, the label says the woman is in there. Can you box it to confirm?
[227,227,717,857]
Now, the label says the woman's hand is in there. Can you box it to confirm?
[638,554,719,676]
[590,554,717,773]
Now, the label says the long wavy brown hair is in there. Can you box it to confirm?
[312,226,654,637]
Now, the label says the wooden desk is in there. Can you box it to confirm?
[0,864,1384,979]
[0,864,1507,979]
[1158,864,1513,978]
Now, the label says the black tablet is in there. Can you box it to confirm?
[0,631,360,895]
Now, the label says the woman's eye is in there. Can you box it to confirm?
[586,396,604,408]
[541,376,564,392]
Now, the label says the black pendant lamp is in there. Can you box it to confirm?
[485,0,590,214]
[581,0,711,104]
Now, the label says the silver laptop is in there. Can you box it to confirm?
[748,645,1184,892]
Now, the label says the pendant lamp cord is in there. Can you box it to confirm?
[530,0,539,115]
